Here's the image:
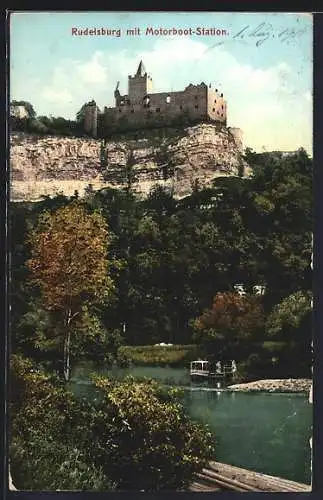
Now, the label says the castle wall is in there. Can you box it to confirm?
[84,104,98,137]
[228,127,243,152]
[83,64,229,137]
[145,85,208,119]
[207,88,227,124]
[101,84,210,135]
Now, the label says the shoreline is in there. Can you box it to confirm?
[227,378,312,394]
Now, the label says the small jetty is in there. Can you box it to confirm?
[190,360,236,382]
[188,461,311,492]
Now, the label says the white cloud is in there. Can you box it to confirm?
[75,51,107,84]
[225,61,293,94]
[41,88,73,103]
[20,36,311,152]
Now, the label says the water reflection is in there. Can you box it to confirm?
[70,362,312,485]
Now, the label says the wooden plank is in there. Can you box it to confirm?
[188,480,222,492]
[199,469,264,492]
[196,471,258,492]
[207,463,283,491]
[210,461,310,491]
[189,462,311,492]
[206,461,311,492]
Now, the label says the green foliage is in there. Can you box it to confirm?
[10,355,213,491]
[266,291,312,337]
[11,438,114,491]
[9,146,313,489]
[72,315,126,364]
[263,291,312,378]
[10,354,116,491]
[10,113,85,137]
[10,149,312,378]
[11,100,36,118]
[118,344,204,366]
[87,375,215,490]
[16,300,57,351]
[10,355,76,439]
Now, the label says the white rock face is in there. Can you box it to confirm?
[228,379,312,393]
[10,124,248,202]
[10,133,104,201]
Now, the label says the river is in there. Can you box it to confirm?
[69,363,312,485]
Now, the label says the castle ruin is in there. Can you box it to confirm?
[83,61,242,146]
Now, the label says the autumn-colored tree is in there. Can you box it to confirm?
[26,201,114,381]
[192,292,265,358]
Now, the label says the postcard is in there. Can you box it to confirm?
[8,10,313,493]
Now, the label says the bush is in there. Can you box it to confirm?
[11,437,115,491]
[9,355,116,491]
[85,375,215,491]
[10,355,214,491]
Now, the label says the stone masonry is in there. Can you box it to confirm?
[84,61,229,138]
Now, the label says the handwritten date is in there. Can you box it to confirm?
[232,22,309,46]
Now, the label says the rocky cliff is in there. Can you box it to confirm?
[10,123,248,202]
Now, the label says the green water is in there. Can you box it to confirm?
[70,363,312,485]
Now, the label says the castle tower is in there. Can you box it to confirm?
[84,100,98,137]
[128,61,153,104]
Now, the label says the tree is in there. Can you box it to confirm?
[264,291,312,377]
[192,292,265,359]
[11,100,36,118]
[87,376,215,490]
[26,201,114,381]
[11,146,312,370]
[10,354,116,491]
[266,290,312,337]
[10,355,214,491]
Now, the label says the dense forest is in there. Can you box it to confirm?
[10,147,313,380]
[9,145,313,491]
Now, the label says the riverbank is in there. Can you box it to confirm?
[118,344,203,366]
[227,379,312,393]
[69,364,312,484]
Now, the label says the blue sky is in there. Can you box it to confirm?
[10,11,312,152]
